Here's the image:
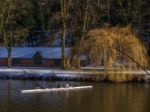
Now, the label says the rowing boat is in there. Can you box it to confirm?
[21,86,93,93]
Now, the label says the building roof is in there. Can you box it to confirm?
[0,47,70,59]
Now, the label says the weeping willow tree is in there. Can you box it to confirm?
[81,26,149,82]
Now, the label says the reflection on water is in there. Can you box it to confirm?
[0,80,150,112]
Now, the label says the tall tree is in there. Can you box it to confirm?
[60,0,69,69]
[70,0,98,68]
[0,0,33,67]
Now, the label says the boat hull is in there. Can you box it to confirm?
[21,86,93,93]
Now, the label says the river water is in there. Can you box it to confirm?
[0,80,150,112]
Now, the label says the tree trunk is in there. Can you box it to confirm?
[107,0,110,24]
[76,0,91,69]
[60,0,68,69]
[61,27,66,69]
[7,47,12,68]
[76,48,81,69]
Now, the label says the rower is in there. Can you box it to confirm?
[66,84,69,88]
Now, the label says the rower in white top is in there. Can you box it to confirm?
[66,84,69,88]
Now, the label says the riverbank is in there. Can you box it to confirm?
[0,67,150,82]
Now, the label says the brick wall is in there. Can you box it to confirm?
[43,59,55,67]
[0,58,8,66]
[0,58,65,68]
[21,59,33,67]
